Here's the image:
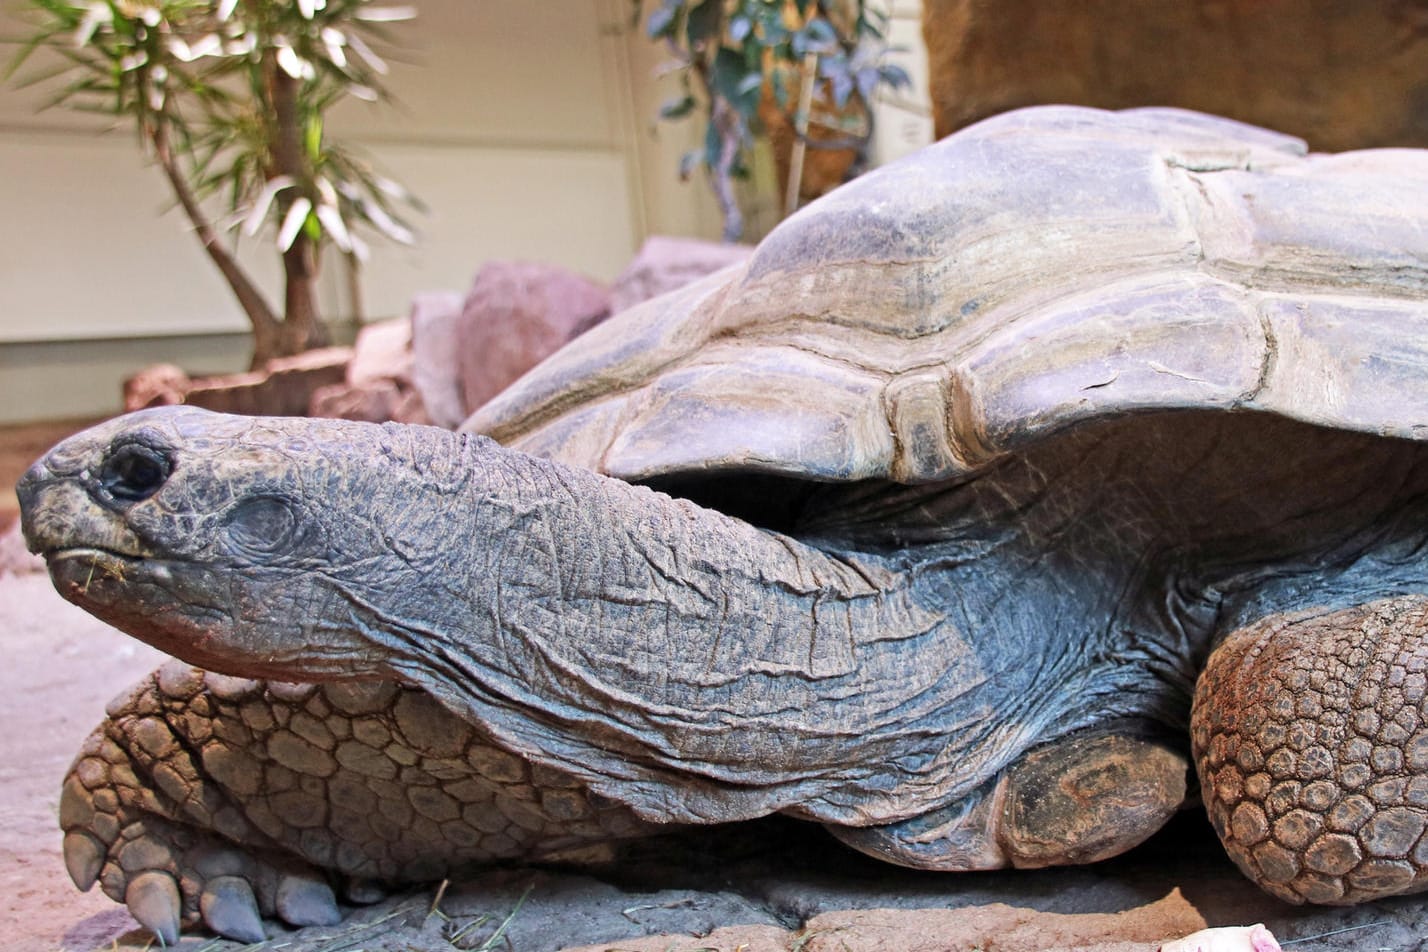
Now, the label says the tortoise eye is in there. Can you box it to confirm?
[100,443,172,502]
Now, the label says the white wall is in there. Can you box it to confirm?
[869,0,936,167]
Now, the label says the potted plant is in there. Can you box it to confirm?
[9,0,422,367]
[636,0,911,240]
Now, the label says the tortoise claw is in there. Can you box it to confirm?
[277,872,343,927]
[125,870,181,947]
[63,830,104,892]
[1000,731,1188,868]
[200,875,267,944]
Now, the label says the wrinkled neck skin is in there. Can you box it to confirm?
[25,409,1428,831]
[303,435,986,826]
[193,415,1428,829]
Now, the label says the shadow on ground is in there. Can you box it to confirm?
[60,811,1428,951]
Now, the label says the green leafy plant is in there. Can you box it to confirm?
[8,0,421,365]
[637,0,910,240]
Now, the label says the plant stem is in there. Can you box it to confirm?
[266,53,327,362]
[147,117,283,365]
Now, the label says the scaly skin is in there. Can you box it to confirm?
[24,406,1428,942]
[60,661,657,941]
[1195,594,1428,905]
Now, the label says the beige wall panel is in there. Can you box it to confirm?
[347,143,639,313]
[328,0,617,148]
[0,134,283,342]
[0,334,250,424]
[618,22,727,242]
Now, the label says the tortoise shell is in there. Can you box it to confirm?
[466,106,1428,483]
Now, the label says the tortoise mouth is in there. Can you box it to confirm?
[44,546,155,596]
[45,545,144,568]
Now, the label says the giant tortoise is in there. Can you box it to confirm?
[20,105,1428,944]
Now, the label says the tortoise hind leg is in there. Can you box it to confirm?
[827,731,1187,870]
[1194,593,1428,905]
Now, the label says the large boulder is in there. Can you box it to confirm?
[453,261,612,419]
[923,0,1428,149]
[609,236,754,315]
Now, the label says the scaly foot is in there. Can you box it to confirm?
[1195,593,1428,904]
[61,661,658,942]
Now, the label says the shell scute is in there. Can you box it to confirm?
[467,106,1428,486]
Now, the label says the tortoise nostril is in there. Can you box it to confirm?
[99,444,172,503]
[15,460,46,513]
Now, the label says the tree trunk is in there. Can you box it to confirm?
[258,55,329,368]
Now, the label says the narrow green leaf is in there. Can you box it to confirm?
[659,93,695,119]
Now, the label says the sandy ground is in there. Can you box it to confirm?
[0,572,169,951]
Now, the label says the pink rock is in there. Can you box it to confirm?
[310,379,428,425]
[408,292,467,429]
[348,318,415,387]
[609,235,753,315]
[455,262,611,418]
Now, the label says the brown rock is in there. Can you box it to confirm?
[609,236,754,315]
[184,347,352,417]
[923,0,1428,150]
[308,319,429,424]
[125,350,353,419]
[455,262,611,418]
[122,364,192,412]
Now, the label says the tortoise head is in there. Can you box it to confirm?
[17,406,480,681]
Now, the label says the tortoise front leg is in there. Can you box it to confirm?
[60,662,659,943]
[1194,593,1428,904]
